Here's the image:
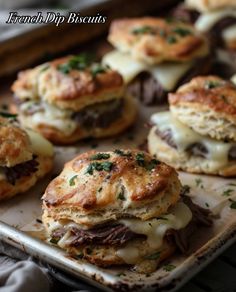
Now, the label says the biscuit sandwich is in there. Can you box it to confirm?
[103,17,210,105]
[42,149,212,273]
[172,0,236,68]
[148,76,236,176]
[11,54,137,144]
[0,113,53,201]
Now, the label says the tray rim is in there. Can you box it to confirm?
[1,217,236,292]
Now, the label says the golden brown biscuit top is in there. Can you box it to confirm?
[12,55,124,111]
[108,17,208,64]
[185,0,236,12]
[42,150,180,222]
[169,75,236,116]
[0,116,33,167]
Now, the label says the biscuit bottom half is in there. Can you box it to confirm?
[0,155,53,201]
[42,201,192,273]
[16,95,137,144]
[148,123,236,177]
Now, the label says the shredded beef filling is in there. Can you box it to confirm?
[186,143,208,158]
[72,99,124,128]
[166,193,213,253]
[155,128,236,161]
[51,191,212,254]
[171,4,200,24]
[128,72,166,105]
[1,155,39,185]
[155,128,177,149]
[127,56,211,105]
[52,223,145,247]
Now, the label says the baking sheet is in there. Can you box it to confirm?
[1,99,236,291]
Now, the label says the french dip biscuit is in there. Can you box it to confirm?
[103,17,211,104]
[108,17,209,65]
[42,150,212,272]
[0,114,53,201]
[169,76,236,141]
[148,111,236,176]
[12,55,137,144]
[185,0,236,12]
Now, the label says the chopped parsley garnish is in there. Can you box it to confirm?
[229,199,236,209]
[91,65,107,77]
[205,80,221,89]
[117,189,126,201]
[114,149,132,157]
[50,237,60,244]
[136,152,145,166]
[69,175,78,186]
[90,153,110,160]
[85,161,113,175]
[173,27,192,37]
[195,178,204,188]
[144,251,161,260]
[117,272,126,277]
[75,252,84,259]
[132,25,154,35]
[205,202,209,208]
[167,35,177,44]
[228,183,236,186]
[222,189,234,196]
[182,185,191,195]
[145,159,159,170]
[98,187,103,192]
[0,112,17,119]
[136,152,159,170]
[58,54,92,74]
[163,264,176,272]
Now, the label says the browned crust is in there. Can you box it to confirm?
[11,56,124,111]
[67,239,176,269]
[169,75,236,116]
[0,117,33,167]
[42,150,181,225]
[108,17,208,64]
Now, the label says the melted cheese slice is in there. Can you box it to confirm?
[117,202,192,264]
[195,9,236,32]
[26,129,54,157]
[103,50,193,91]
[222,24,236,42]
[231,74,236,84]
[151,111,234,168]
[20,101,77,135]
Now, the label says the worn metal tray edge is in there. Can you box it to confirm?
[0,219,236,291]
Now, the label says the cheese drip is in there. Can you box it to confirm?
[117,202,192,264]
[26,129,54,157]
[151,111,234,168]
[102,50,193,90]
[195,9,236,32]
[20,101,77,135]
